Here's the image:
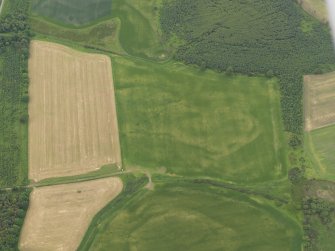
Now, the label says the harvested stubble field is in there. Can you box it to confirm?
[29,41,121,181]
[304,72,335,131]
[19,177,123,251]
[298,0,328,22]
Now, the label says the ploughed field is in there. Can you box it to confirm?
[20,177,123,251]
[29,41,121,181]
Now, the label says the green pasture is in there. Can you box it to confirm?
[111,0,167,59]
[30,0,167,59]
[79,179,302,251]
[30,0,112,26]
[30,17,125,54]
[305,124,335,180]
[113,55,288,183]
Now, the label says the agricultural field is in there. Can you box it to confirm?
[30,0,112,26]
[30,0,168,60]
[29,41,121,181]
[298,0,328,22]
[19,177,123,251]
[160,0,335,134]
[30,17,125,54]
[305,124,335,179]
[79,179,302,251]
[0,0,334,250]
[304,72,335,131]
[110,0,167,59]
[113,56,288,183]
[304,72,335,179]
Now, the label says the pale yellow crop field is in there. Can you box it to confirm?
[19,177,123,251]
[299,0,328,22]
[304,72,335,131]
[29,41,121,181]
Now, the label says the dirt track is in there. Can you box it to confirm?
[19,177,123,251]
[29,41,121,181]
[304,72,335,131]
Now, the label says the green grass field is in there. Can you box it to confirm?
[30,0,168,60]
[111,0,167,59]
[305,125,335,180]
[31,0,112,26]
[79,178,302,251]
[113,55,288,183]
[30,17,125,54]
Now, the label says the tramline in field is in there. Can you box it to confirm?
[28,41,121,181]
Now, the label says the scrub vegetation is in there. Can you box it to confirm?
[0,1,31,250]
[0,189,30,251]
[0,0,30,187]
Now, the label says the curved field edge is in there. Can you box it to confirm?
[29,0,169,60]
[30,0,112,27]
[78,174,148,251]
[78,175,302,251]
[19,177,123,251]
[29,16,126,55]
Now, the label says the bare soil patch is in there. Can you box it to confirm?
[19,177,123,251]
[304,72,335,131]
[29,40,121,181]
